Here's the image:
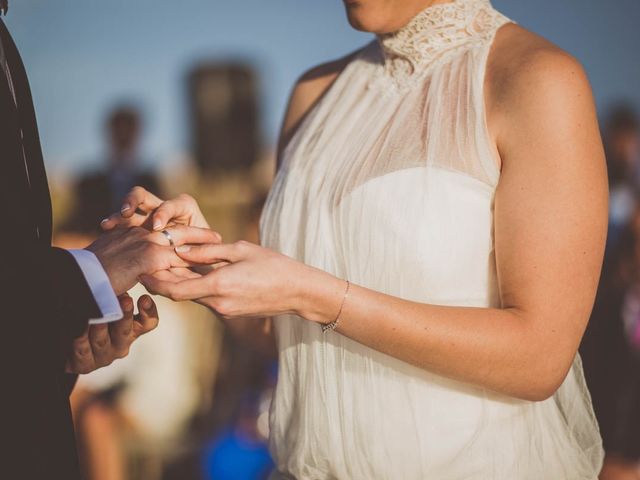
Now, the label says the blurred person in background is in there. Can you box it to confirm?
[104,0,608,477]
[603,105,640,258]
[582,104,640,480]
[57,106,216,480]
[584,207,640,480]
[65,105,162,235]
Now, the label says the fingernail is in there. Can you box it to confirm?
[100,218,110,225]
[121,203,131,213]
[153,220,163,231]
[123,301,133,312]
[142,296,153,309]
[175,245,191,253]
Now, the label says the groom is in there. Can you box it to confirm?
[0,8,215,480]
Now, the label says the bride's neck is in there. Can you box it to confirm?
[383,0,457,34]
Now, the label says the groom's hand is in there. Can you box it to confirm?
[66,294,159,374]
[87,225,220,296]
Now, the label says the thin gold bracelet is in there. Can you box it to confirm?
[321,280,350,333]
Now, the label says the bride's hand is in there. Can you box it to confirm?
[139,241,334,321]
[100,186,211,232]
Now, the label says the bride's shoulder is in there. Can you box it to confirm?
[485,22,594,139]
[486,23,590,107]
[277,48,363,157]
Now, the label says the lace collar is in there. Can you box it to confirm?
[376,0,506,84]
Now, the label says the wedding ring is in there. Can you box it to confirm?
[161,229,175,247]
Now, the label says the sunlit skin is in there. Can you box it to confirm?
[104,1,608,402]
[343,0,452,33]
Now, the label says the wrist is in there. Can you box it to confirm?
[295,266,347,325]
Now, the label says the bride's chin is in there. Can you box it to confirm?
[343,3,415,35]
[345,12,389,34]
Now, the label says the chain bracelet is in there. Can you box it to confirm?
[321,280,350,333]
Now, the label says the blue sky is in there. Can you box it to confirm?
[5,0,640,173]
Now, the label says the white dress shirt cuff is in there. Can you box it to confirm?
[67,249,123,324]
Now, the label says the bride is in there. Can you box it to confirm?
[104,0,607,477]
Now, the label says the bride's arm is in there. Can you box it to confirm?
[330,44,606,400]
[315,45,607,401]
[326,38,608,400]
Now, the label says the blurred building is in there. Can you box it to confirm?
[188,63,261,175]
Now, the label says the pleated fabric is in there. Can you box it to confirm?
[260,1,604,478]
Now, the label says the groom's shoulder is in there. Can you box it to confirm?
[278,47,363,155]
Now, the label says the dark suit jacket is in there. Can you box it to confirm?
[0,19,101,480]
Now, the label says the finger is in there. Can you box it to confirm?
[150,199,189,231]
[175,242,246,264]
[109,294,135,352]
[100,214,119,231]
[88,323,113,367]
[69,332,95,374]
[140,274,214,301]
[100,211,147,231]
[148,269,189,282]
[137,245,194,273]
[120,186,163,218]
[150,194,210,231]
[172,267,203,279]
[133,295,159,337]
[154,267,202,281]
[147,226,222,248]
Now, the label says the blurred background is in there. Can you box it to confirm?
[4,1,640,479]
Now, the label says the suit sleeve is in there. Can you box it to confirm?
[0,240,107,393]
[1,241,109,339]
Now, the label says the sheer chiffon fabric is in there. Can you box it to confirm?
[260,0,604,477]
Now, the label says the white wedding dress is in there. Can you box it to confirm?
[260,0,604,478]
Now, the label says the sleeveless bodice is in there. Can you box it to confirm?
[260,1,604,478]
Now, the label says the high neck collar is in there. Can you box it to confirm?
[377,0,497,78]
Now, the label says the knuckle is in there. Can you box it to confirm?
[177,193,195,206]
[92,337,109,349]
[75,345,91,358]
[142,243,162,263]
[209,298,222,313]
[130,186,145,197]
[117,347,130,359]
[208,274,221,293]
[133,226,148,237]
[97,357,113,369]
[212,273,230,294]
[120,325,133,337]
[215,300,232,317]
[169,289,184,301]
[232,240,246,253]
